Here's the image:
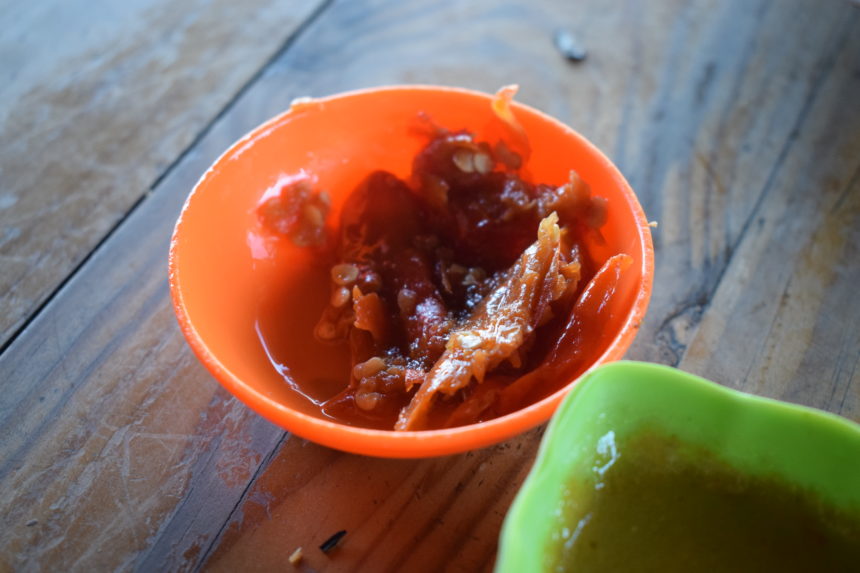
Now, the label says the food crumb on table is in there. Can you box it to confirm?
[319,530,347,553]
[289,547,303,566]
[554,29,587,62]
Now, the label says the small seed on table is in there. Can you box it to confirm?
[554,29,587,62]
[288,547,303,566]
[319,530,347,553]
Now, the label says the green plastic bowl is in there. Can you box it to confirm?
[496,361,860,572]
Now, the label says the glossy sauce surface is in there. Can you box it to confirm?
[553,432,860,572]
[256,120,632,431]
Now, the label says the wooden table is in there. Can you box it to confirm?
[2,0,858,570]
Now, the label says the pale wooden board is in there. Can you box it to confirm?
[679,26,860,419]
[1,0,859,571]
[202,1,860,570]
[204,430,540,573]
[615,0,860,366]
[243,0,859,369]
[0,118,290,570]
[0,0,326,348]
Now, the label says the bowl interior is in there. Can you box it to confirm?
[496,361,860,571]
[169,86,654,457]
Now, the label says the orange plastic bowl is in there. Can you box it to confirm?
[168,85,654,458]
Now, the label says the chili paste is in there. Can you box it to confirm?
[259,112,630,431]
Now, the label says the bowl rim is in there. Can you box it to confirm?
[496,360,860,571]
[168,84,655,458]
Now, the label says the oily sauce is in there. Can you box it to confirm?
[552,431,860,572]
[257,113,632,431]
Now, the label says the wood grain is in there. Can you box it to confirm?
[200,1,860,570]
[679,26,860,419]
[0,0,326,348]
[247,0,859,369]
[1,0,858,571]
[0,124,288,570]
[614,0,860,367]
[203,430,541,573]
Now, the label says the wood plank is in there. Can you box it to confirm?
[203,430,540,573]
[618,0,860,365]
[0,0,326,348]
[0,121,291,570]
[679,26,860,420]
[201,1,860,570]
[2,0,858,571]
[247,0,858,368]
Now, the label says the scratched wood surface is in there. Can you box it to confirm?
[1,0,858,571]
[0,0,325,348]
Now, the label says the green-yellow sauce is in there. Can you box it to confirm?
[552,431,860,572]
